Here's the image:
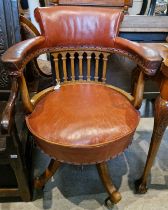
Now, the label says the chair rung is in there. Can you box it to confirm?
[0,188,20,197]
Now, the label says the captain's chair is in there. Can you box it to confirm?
[1,6,162,205]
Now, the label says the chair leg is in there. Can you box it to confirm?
[8,125,31,202]
[9,153,31,202]
[135,96,168,193]
[96,162,121,204]
[34,159,61,189]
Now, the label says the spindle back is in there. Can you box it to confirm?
[51,50,110,84]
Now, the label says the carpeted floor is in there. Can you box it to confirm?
[1,118,168,210]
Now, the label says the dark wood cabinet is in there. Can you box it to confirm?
[0,0,31,201]
[0,0,20,100]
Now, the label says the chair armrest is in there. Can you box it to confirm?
[157,44,168,73]
[139,43,168,62]
[140,43,168,77]
[1,36,45,74]
[136,43,168,101]
[0,78,18,134]
[114,37,162,76]
[152,44,168,77]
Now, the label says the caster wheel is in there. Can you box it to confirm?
[34,177,44,190]
[105,197,114,209]
[105,192,121,208]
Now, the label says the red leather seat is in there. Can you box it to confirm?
[26,83,139,164]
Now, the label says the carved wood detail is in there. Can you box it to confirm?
[136,95,168,193]
[0,66,9,88]
[0,17,6,55]
[0,0,20,93]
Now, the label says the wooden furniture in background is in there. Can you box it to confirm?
[0,10,41,202]
[51,0,133,13]
[0,0,20,100]
[56,0,133,7]
[0,80,31,201]
[134,43,168,193]
[0,0,31,201]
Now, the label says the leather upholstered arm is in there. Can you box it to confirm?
[137,43,168,78]
[1,35,162,77]
[1,36,45,75]
[134,42,168,101]
[115,37,162,76]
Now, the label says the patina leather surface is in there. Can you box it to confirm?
[140,43,168,59]
[1,36,45,72]
[115,37,162,75]
[139,43,168,76]
[1,36,45,64]
[34,6,124,48]
[26,83,140,164]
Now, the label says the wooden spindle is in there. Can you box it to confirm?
[87,52,92,81]
[78,52,83,81]
[62,52,67,82]
[94,52,100,82]
[70,52,75,81]
[52,50,110,84]
[102,53,109,83]
[52,53,60,83]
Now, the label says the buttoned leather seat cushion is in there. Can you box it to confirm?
[26,83,140,164]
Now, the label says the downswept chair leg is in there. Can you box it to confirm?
[34,159,61,189]
[96,162,121,204]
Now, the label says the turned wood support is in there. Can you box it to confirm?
[19,75,34,113]
[34,159,61,189]
[131,66,145,109]
[96,162,121,204]
[136,66,168,193]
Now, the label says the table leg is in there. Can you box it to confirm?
[135,96,168,193]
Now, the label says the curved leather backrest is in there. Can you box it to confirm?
[34,6,124,48]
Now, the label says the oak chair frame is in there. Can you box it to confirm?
[1,6,162,204]
[19,19,168,205]
[2,2,168,204]
[19,12,168,204]
[17,45,146,112]
[9,43,147,204]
